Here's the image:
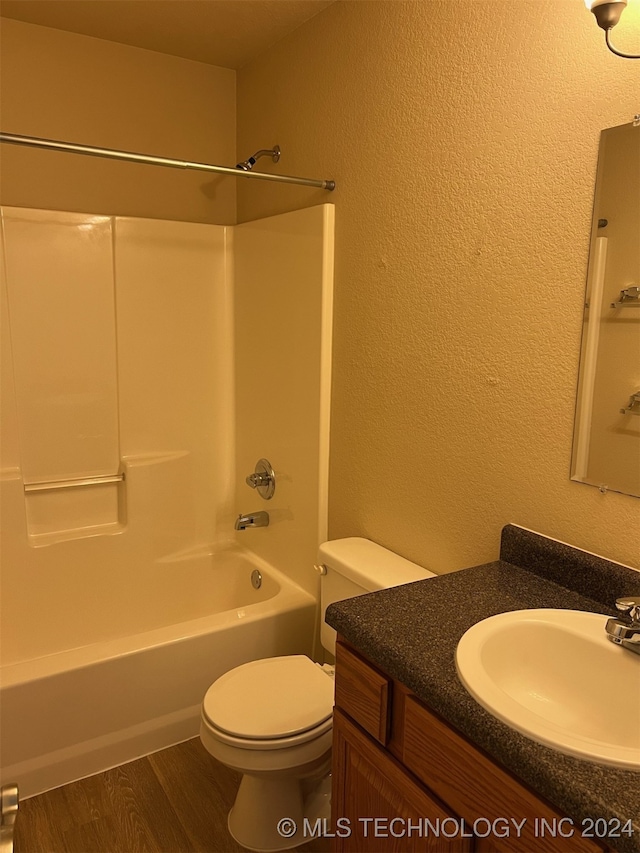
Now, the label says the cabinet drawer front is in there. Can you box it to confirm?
[402,697,604,853]
[335,642,391,744]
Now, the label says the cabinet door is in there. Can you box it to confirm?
[332,709,472,853]
[402,697,606,853]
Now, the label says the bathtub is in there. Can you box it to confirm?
[0,547,317,798]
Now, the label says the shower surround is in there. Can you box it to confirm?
[0,203,334,796]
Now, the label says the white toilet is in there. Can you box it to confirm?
[199,537,434,851]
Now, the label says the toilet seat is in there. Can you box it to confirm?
[202,655,334,745]
[203,714,333,751]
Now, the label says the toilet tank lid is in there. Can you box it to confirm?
[318,537,435,590]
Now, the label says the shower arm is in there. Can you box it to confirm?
[236,145,281,171]
[0,133,335,191]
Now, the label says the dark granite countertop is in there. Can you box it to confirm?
[325,526,640,853]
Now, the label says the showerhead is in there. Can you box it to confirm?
[236,145,280,171]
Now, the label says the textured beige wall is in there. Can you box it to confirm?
[0,19,236,223]
[237,0,640,571]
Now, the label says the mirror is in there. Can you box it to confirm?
[571,120,640,498]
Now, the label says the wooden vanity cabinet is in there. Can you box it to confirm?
[332,708,471,852]
[332,639,609,853]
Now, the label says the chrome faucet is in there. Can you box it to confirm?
[605,597,640,655]
[235,511,269,531]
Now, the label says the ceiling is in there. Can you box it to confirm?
[0,0,335,69]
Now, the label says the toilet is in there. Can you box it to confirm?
[199,537,435,851]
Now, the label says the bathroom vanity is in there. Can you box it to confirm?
[332,639,610,852]
[326,526,640,853]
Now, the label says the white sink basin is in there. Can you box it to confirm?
[455,609,640,769]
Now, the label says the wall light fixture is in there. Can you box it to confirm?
[585,0,640,58]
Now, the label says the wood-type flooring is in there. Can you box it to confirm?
[13,737,330,853]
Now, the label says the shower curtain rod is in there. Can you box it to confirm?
[0,132,336,191]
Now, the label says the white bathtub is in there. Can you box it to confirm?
[0,548,316,798]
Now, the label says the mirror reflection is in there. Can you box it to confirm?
[571,120,640,498]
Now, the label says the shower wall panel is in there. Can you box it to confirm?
[2,208,122,541]
[114,217,235,560]
[3,209,119,484]
[0,203,330,665]
[0,209,233,664]
[233,204,334,597]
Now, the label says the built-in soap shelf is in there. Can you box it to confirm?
[19,451,194,547]
[23,468,127,547]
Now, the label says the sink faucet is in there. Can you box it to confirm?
[235,511,269,531]
[605,597,640,655]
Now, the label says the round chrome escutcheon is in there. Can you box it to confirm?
[251,569,262,590]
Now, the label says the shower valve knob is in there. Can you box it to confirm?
[245,458,275,500]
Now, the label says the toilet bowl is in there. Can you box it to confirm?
[200,655,334,851]
[199,537,435,851]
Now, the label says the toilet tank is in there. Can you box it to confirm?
[318,537,435,655]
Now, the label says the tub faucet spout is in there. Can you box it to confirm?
[235,511,269,531]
